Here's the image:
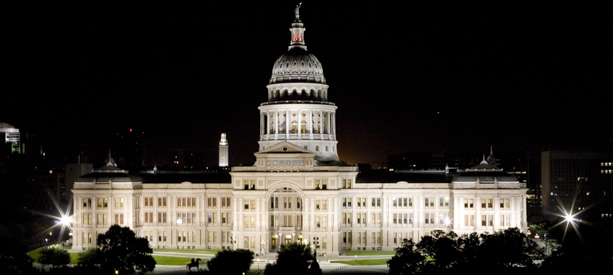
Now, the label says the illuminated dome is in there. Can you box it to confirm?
[270,48,326,84]
[269,4,325,85]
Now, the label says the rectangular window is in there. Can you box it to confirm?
[425,197,434,207]
[464,199,474,209]
[464,215,474,226]
[501,214,511,226]
[158,197,166,207]
[158,212,167,224]
[97,198,108,208]
[393,197,397,207]
[83,198,91,208]
[500,198,510,209]
[440,197,449,207]
[114,198,124,208]
[114,214,123,225]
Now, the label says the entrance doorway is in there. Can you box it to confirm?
[284,234,292,245]
[271,235,278,252]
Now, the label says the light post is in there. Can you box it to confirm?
[260,239,265,256]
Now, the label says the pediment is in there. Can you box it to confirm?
[255,142,315,155]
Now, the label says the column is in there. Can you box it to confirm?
[297,109,302,139]
[308,110,313,139]
[332,112,336,137]
[475,196,481,231]
[326,111,331,136]
[522,196,527,229]
[260,112,265,136]
[275,111,279,140]
[285,110,290,140]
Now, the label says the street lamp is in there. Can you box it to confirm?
[260,239,265,256]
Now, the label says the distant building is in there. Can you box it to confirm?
[219,133,228,168]
[1,122,21,154]
[541,150,613,221]
[62,160,93,206]
[116,129,145,171]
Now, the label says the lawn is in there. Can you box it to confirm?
[153,249,221,255]
[28,247,80,265]
[29,247,201,266]
[152,255,206,266]
[331,258,390,266]
[345,250,396,256]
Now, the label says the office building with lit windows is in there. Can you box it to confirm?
[71,7,528,255]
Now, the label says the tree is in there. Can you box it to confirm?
[207,249,253,275]
[415,230,459,270]
[265,241,313,275]
[78,247,100,267]
[388,238,425,275]
[38,244,71,269]
[478,227,542,268]
[0,224,35,274]
[97,225,156,274]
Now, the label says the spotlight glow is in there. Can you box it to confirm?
[548,194,593,242]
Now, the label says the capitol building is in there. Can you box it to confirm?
[71,7,528,255]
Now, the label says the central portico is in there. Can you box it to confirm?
[231,142,358,254]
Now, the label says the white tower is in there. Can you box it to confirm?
[258,4,339,162]
[219,133,229,167]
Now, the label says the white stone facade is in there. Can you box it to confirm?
[72,142,527,255]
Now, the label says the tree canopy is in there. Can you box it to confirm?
[207,249,253,275]
[38,244,71,268]
[97,225,156,274]
[265,241,313,275]
[389,228,543,274]
[0,224,35,274]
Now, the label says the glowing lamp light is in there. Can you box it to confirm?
[60,216,72,226]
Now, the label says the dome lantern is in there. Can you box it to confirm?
[289,3,306,50]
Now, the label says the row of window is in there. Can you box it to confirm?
[83,196,513,211]
[82,198,123,209]
[463,214,511,227]
[270,196,303,209]
[83,197,233,209]
[464,198,511,209]
[342,231,381,245]
[270,215,303,228]
[81,213,123,226]
[342,213,381,225]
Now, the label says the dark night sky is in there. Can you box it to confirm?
[3,2,611,168]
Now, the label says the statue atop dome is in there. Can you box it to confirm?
[295,3,302,20]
